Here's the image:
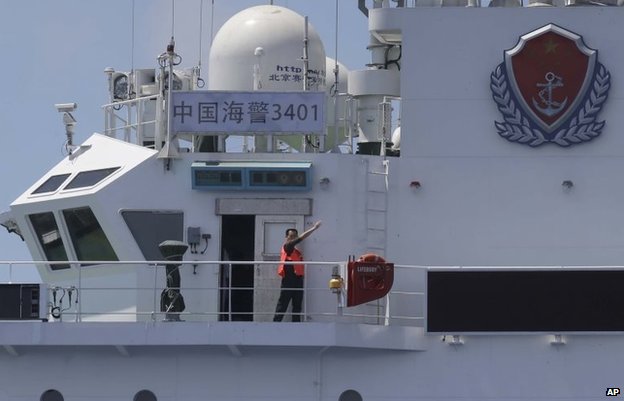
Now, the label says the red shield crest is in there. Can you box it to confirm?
[505,24,595,134]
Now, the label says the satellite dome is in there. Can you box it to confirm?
[208,5,326,92]
[325,57,349,127]
[391,126,401,150]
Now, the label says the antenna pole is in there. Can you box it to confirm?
[210,0,215,49]
[131,0,135,74]
[198,0,204,69]
[171,0,176,38]
[333,0,340,151]
[195,0,205,88]
[166,38,175,161]
[302,16,310,152]
[156,38,181,166]
[303,16,309,92]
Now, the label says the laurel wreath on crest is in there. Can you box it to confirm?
[491,64,610,147]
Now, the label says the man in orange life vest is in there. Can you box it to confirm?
[273,221,322,322]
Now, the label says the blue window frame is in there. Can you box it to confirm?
[191,161,311,191]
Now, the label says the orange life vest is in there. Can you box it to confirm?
[278,247,305,277]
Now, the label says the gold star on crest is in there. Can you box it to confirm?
[544,38,559,54]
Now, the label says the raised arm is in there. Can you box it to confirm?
[298,221,321,241]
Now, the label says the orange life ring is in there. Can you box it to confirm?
[357,253,386,263]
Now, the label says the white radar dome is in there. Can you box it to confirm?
[391,126,401,149]
[325,57,349,127]
[208,5,326,92]
[325,57,349,150]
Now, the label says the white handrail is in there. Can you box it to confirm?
[0,260,423,325]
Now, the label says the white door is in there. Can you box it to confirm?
[253,215,304,321]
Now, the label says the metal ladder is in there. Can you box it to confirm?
[361,158,390,324]
[364,158,389,258]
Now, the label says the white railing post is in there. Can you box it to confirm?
[228,263,233,321]
[384,293,390,326]
[137,98,143,145]
[303,262,308,322]
[77,263,82,322]
[152,263,158,322]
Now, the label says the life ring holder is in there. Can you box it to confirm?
[357,253,386,264]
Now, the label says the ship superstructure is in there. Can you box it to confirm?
[1,1,624,400]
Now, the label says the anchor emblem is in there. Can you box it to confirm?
[491,24,611,147]
[532,72,568,117]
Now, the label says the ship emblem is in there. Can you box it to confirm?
[491,24,611,147]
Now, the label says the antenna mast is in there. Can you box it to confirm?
[195,0,206,88]
[171,0,176,38]
[302,16,309,92]
[210,0,215,48]
[131,0,135,74]
[333,0,340,150]
[156,38,181,166]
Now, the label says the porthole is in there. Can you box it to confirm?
[41,389,64,401]
[134,389,157,401]
[339,389,363,401]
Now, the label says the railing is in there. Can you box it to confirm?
[102,95,160,146]
[0,260,425,326]
[4,261,623,327]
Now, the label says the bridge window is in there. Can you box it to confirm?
[31,173,71,194]
[63,167,120,190]
[63,207,118,262]
[28,212,69,270]
[121,210,184,260]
